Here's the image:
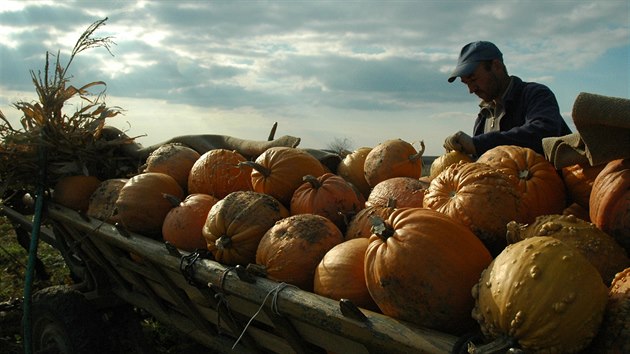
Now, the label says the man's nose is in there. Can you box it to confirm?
[467,83,477,95]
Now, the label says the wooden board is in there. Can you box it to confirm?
[4,203,461,354]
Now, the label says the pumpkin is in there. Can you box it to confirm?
[188,148,252,199]
[290,173,364,232]
[423,161,522,255]
[313,238,379,312]
[143,143,201,191]
[561,162,606,209]
[471,236,608,353]
[162,193,219,252]
[589,267,630,353]
[363,139,424,187]
[336,147,372,199]
[242,147,326,207]
[562,202,590,222]
[52,175,102,212]
[255,214,343,292]
[429,150,473,180]
[344,201,397,240]
[477,145,567,223]
[506,214,630,285]
[365,176,428,209]
[364,208,492,335]
[115,172,184,238]
[87,178,128,223]
[203,191,289,266]
[589,158,630,254]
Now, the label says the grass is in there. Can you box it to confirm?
[0,215,209,354]
[0,216,70,298]
[0,216,67,353]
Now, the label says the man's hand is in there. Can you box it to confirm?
[443,131,476,155]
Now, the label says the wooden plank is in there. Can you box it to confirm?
[117,290,259,354]
[0,204,58,248]
[44,204,460,354]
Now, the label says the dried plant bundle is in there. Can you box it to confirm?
[0,18,140,195]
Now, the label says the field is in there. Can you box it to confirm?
[0,214,208,354]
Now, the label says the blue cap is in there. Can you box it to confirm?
[448,41,503,83]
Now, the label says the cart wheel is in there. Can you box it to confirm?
[29,285,110,354]
[102,305,156,354]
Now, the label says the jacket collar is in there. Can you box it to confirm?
[478,75,522,110]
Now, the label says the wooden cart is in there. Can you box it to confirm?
[2,202,462,354]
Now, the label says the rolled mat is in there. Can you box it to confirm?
[543,92,630,169]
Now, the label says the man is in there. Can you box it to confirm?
[443,41,572,157]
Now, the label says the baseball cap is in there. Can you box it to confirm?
[448,41,503,83]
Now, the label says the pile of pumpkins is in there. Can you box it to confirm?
[51,138,629,353]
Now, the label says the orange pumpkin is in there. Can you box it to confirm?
[562,162,606,209]
[115,172,184,238]
[52,175,102,212]
[243,147,326,207]
[562,202,590,222]
[87,178,128,223]
[429,150,473,180]
[313,238,379,312]
[290,173,364,232]
[336,147,372,199]
[344,202,397,240]
[162,193,219,252]
[256,214,343,292]
[589,267,630,352]
[203,191,289,266]
[365,176,429,208]
[477,145,567,223]
[144,143,201,191]
[589,158,630,254]
[188,149,252,199]
[364,208,492,335]
[423,161,522,255]
[363,139,424,187]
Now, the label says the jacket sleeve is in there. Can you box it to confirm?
[472,85,572,156]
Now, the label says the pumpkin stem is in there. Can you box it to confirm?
[518,169,531,180]
[302,175,321,189]
[467,335,519,354]
[409,140,426,162]
[238,160,270,177]
[215,235,232,251]
[505,220,523,245]
[162,193,182,207]
[246,263,267,277]
[369,215,394,240]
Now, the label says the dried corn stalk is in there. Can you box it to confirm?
[0,18,140,195]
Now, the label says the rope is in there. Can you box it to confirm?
[23,132,48,354]
[179,250,203,285]
[231,282,295,349]
[213,266,236,334]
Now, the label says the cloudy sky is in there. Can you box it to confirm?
[1,0,628,155]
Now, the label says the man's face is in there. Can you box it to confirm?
[460,61,502,102]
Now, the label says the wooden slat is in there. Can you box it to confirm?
[0,204,58,248]
[41,204,459,354]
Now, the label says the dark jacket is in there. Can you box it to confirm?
[472,76,572,156]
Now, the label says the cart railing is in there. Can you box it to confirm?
[2,202,460,354]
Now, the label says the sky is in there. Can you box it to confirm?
[1,0,628,156]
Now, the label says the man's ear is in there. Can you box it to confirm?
[491,59,503,70]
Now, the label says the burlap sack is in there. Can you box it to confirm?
[543,92,630,168]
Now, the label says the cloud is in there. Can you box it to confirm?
[0,0,627,155]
